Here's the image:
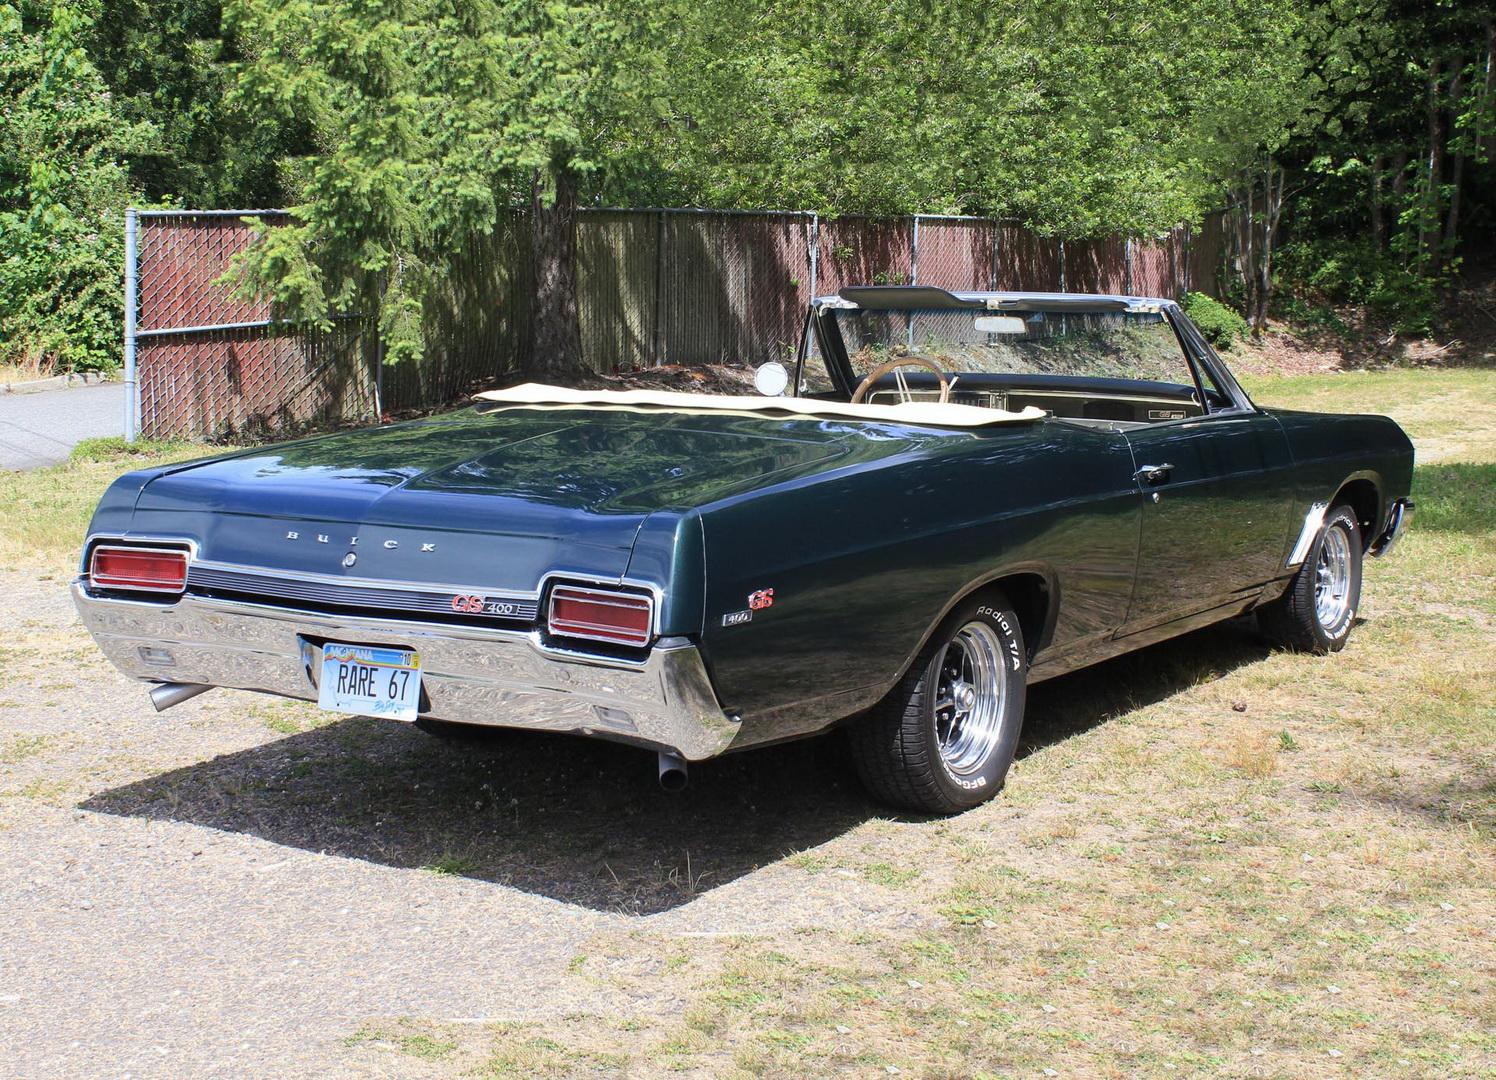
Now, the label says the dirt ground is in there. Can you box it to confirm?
[0,369,1491,1078]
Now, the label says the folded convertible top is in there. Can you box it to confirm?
[473,383,1045,427]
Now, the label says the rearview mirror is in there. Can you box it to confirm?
[973,315,1027,335]
[754,361,790,397]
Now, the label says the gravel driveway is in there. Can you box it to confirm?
[0,570,916,1078]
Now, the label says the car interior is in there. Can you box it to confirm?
[803,294,1235,429]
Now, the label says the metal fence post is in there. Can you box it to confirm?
[651,210,665,366]
[991,220,1001,289]
[122,208,139,442]
[807,212,819,301]
[1124,238,1133,296]
[907,216,920,347]
[910,215,920,286]
[1058,238,1066,293]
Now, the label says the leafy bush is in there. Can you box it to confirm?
[1274,240,1437,337]
[1183,292,1249,349]
[0,1,154,373]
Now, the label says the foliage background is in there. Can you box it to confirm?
[0,0,1491,375]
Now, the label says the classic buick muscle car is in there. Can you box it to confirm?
[74,286,1414,813]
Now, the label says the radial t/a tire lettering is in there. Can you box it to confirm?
[849,593,1027,814]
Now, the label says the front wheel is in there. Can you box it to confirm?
[1258,503,1364,654]
[849,595,1027,814]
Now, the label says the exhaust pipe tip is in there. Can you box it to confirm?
[657,750,689,793]
[149,682,212,712]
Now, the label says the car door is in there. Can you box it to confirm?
[1118,319,1295,635]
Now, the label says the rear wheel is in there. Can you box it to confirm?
[1258,503,1363,654]
[849,594,1027,814]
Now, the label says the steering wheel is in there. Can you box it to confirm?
[850,355,953,405]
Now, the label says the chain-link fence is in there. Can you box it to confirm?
[125,208,1225,440]
[127,210,378,440]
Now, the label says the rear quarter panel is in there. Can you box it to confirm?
[690,420,1142,747]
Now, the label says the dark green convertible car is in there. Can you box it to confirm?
[74,286,1414,813]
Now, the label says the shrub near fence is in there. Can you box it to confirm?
[127,208,1226,440]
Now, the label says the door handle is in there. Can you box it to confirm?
[1134,463,1174,485]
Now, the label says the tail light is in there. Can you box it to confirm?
[89,545,189,594]
[547,585,654,648]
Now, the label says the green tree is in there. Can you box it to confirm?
[0,0,154,372]
[87,0,307,207]
[224,0,1312,372]
[224,0,672,374]
[1270,0,1496,330]
[651,0,1305,233]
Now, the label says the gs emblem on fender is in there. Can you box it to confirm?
[748,588,775,611]
[451,594,485,614]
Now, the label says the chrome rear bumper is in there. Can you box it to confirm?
[71,583,739,759]
[1370,497,1415,557]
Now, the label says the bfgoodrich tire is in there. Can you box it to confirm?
[1258,503,1364,654]
[849,593,1027,814]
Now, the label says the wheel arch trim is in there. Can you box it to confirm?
[882,563,1060,696]
[1289,470,1385,567]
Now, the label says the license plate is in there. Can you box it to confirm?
[316,643,422,722]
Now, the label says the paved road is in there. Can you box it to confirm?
[0,382,124,470]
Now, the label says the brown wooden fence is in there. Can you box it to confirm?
[125,208,1226,440]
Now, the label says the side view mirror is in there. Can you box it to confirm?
[753,361,790,397]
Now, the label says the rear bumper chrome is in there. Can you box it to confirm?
[71,582,740,760]
[1370,497,1414,557]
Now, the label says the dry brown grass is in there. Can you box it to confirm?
[429,367,1495,1078]
[1223,728,1279,778]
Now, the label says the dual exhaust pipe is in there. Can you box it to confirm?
[148,681,693,791]
[149,681,212,712]
[657,750,689,793]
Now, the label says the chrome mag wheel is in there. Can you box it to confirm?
[1314,521,1355,634]
[933,620,1009,776]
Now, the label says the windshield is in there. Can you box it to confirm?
[830,307,1192,385]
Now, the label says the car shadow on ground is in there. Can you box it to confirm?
[83,618,1276,914]
[1020,616,1274,758]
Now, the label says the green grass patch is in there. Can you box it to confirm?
[422,852,479,876]
[68,436,196,463]
[1412,461,1496,534]
[0,440,206,575]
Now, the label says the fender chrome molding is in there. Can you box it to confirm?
[1286,501,1328,568]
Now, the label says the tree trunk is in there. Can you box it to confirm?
[1390,149,1410,264]
[1482,19,1495,161]
[528,166,586,376]
[1251,159,1285,339]
[1370,153,1385,251]
[1238,174,1256,319]
[1446,64,1466,268]
[1420,56,1445,275]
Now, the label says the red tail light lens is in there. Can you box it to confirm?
[89,546,189,594]
[547,585,654,648]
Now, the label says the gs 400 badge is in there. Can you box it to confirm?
[724,587,775,627]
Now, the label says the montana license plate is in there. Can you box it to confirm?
[317,643,422,721]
